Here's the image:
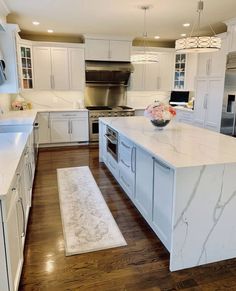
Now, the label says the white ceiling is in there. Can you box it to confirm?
[4,0,236,41]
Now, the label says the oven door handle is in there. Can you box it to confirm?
[104,134,117,145]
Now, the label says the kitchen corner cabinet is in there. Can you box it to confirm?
[50,112,88,143]
[194,77,224,131]
[85,38,131,61]
[38,112,51,144]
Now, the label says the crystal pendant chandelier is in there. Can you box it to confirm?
[131,6,159,63]
[175,0,221,53]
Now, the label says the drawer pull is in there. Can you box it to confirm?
[121,141,131,149]
[121,159,130,168]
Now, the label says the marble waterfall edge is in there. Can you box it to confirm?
[57,166,127,256]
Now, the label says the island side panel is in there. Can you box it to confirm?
[170,163,236,271]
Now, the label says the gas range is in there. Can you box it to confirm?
[86,106,135,142]
[86,106,135,118]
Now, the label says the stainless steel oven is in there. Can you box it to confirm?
[105,126,118,161]
[89,117,99,142]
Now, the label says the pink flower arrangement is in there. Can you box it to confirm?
[144,101,176,121]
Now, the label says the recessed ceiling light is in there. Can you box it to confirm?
[181,33,186,37]
[183,23,190,27]
[154,35,160,39]
[32,21,40,26]
[47,29,54,33]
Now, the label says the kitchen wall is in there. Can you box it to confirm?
[0,93,11,112]
[126,91,170,109]
[17,91,84,109]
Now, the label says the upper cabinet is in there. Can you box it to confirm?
[173,53,198,91]
[130,50,174,91]
[85,37,132,61]
[0,24,20,94]
[197,35,227,78]
[33,45,85,91]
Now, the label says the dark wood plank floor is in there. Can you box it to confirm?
[19,146,236,291]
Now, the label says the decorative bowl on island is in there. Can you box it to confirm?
[144,101,176,129]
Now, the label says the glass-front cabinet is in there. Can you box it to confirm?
[19,45,34,89]
[174,53,186,90]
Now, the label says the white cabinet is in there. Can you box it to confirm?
[38,112,51,144]
[152,158,174,251]
[99,121,108,164]
[33,47,51,90]
[51,48,69,90]
[33,47,69,90]
[135,146,153,221]
[85,38,131,61]
[18,44,34,89]
[50,112,88,143]
[130,52,174,91]
[197,37,227,78]
[119,135,136,199]
[194,77,224,131]
[173,53,198,91]
[68,48,85,90]
[175,109,193,125]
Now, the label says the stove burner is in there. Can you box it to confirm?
[86,106,112,110]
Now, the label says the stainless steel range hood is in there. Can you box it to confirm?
[85,61,134,86]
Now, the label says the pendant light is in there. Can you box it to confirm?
[131,6,159,63]
[175,0,221,53]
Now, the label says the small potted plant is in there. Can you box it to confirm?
[144,101,176,129]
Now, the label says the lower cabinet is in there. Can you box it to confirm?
[135,146,153,221]
[152,158,174,251]
[50,112,89,143]
[175,109,193,125]
[38,112,51,144]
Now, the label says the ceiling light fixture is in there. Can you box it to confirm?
[32,21,40,26]
[131,6,159,64]
[154,35,160,39]
[47,29,54,33]
[181,33,186,37]
[175,0,221,53]
[183,23,190,27]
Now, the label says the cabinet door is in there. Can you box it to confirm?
[19,45,34,89]
[152,158,174,251]
[68,48,85,90]
[70,118,89,142]
[185,53,198,91]
[33,47,52,90]
[194,78,208,128]
[197,53,210,77]
[51,48,69,90]
[50,119,70,143]
[159,53,173,91]
[204,78,224,132]
[38,112,51,144]
[5,190,23,291]
[144,63,160,91]
[85,39,109,61]
[209,38,227,78]
[130,63,144,91]
[135,146,153,221]
[109,40,131,61]
[0,206,9,291]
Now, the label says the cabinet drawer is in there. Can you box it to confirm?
[119,135,133,163]
[50,111,88,119]
[119,166,135,199]
[107,153,119,180]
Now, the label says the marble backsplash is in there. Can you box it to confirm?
[0,94,11,112]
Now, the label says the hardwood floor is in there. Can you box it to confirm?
[19,146,236,291]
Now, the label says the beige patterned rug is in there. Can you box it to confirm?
[57,166,127,256]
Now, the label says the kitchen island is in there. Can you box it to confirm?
[99,116,236,271]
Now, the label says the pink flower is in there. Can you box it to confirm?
[144,102,176,121]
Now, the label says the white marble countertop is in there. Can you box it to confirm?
[0,108,88,125]
[0,132,30,196]
[100,116,236,168]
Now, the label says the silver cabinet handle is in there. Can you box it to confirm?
[153,157,170,171]
[205,93,208,109]
[203,94,208,109]
[70,120,72,134]
[50,75,53,89]
[68,120,70,134]
[121,159,130,168]
[18,197,25,238]
[121,141,131,149]
[131,146,136,173]
[48,114,50,129]
[108,160,116,170]
[105,134,117,144]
